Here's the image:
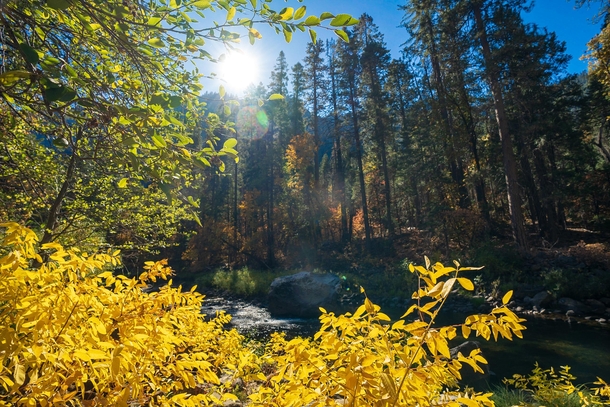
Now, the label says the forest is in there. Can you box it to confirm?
[1,0,610,405]
[2,0,610,274]
[181,1,610,278]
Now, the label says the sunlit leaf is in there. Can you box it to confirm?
[294,6,306,20]
[502,290,513,305]
[304,15,320,26]
[148,38,165,48]
[330,13,352,27]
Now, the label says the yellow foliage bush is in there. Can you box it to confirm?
[2,223,607,406]
[249,259,527,407]
[0,222,260,406]
[504,364,610,407]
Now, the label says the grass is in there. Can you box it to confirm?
[490,385,587,407]
[194,267,294,298]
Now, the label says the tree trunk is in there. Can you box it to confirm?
[473,3,528,250]
[425,11,470,209]
[348,84,372,250]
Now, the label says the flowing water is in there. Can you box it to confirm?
[201,297,610,385]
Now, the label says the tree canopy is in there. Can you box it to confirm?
[0,0,357,249]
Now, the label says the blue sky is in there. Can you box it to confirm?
[204,0,604,95]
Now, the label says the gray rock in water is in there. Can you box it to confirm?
[557,298,590,316]
[531,291,553,308]
[450,341,490,388]
[585,299,607,315]
[268,272,341,318]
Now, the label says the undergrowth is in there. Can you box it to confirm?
[1,222,609,406]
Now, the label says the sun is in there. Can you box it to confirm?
[218,51,259,93]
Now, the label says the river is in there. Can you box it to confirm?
[201,296,610,386]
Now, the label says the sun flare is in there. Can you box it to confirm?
[219,51,259,93]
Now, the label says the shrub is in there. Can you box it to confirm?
[0,222,259,406]
[2,223,608,406]
[504,364,610,407]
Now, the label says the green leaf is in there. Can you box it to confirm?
[159,183,173,203]
[268,93,284,101]
[283,29,292,43]
[193,212,202,227]
[330,14,352,27]
[147,38,166,48]
[223,105,231,116]
[248,0,256,8]
[320,12,335,21]
[294,6,306,20]
[219,85,226,99]
[118,178,128,188]
[187,196,199,208]
[334,29,349,43]
[0,70,31,86]
[308,29,317,44]
[52,137,69,147]
[18,43,40,64]
[64,65,78,78]
[47,0,70,10]
[193,157,211,169]
[192,0,211,8]
[224,138,237,149]
[152,134,167,148]
[43,86,76,102]
[303,15,320,26]
[147,16,162,26]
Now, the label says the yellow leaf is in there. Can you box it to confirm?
[502,290,513,305]
[441,277,456,298]
[227,6,236,21]
[461,324,471,339]
[457,277,474,291]
[13,364,25,386]
[427,281,444,298]
[111,356,121,377]
[73,350,91,361]
[89,349,109,360]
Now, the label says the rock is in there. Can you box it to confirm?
[450,341,490,388]
[557,298,590,316]
[585,299,606,315]
[268,272,341,318]
[600,298,610,306]
[531,291,553,308]
[513,284,545,300]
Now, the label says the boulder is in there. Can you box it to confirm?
[585,299,607,314]
[450,341,490,388]
[557,297,590,316]
[531,291,553,308]
[268,272,341,318]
